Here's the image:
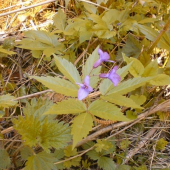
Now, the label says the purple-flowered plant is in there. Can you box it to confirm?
[93,49,114,68]
[99,66,121,86]
[76,76,93,100]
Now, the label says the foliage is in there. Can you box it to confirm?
[1,0,170,169]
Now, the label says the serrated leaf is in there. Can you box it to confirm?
[20,146,34,160]
[130,95,146,106]
[64,146,81,168]
[25,151,56,170]
[13,99,71,152]
[142,60,158,77]
[99,62,133,95]
[88,100,130,121]
[107,77,152,95]
[95,139,113,152]
[54,55,81,84]
[31,76,78,97]
[83,46,101,87]
[0,94,17,108]
[45,99,86,115]
[156,138,168,151]
[0,149,10,169]
[98,157,116,170]
[120,139,131,150]
[101,95,143,109]
[71,113,93,148]
[123,54,144,77]
[53,8,66,31]
[149,74,170,86]
[86,150,100,160]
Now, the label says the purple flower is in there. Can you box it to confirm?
[76,76,93,100]
[93,49,114,68]
[99,66,121,86]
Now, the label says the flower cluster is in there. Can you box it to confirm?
[76,49,121,100]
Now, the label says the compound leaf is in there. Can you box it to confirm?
[149,74,170,86]
[98,157,116,170]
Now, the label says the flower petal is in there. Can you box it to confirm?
[84,75,90,86]
[108,73,121,86]
[76,83,84,88]
[101,52,110,61]
[93,59,103,68]
[99,73,109,78]
[78,87,90,100]
[98,48,104,58]
[109,66,119,74]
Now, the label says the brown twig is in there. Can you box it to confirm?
[123,122,161,164]
[75,99,170,147]
[0,0,56,17]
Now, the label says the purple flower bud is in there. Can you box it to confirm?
[76,76,93,100]
[93,49,114,68]
[99,66,121,86]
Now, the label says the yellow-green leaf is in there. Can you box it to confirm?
[44,99,86,115]
[54,55,81,84]
[101,95,143,109]
[88,100,130,121]
[149,74,170,86]
[71,113,93,148]
[130,95,146,106]
[0,149,10,169]
[31,76,78,97]
[0,94,17,108]
[123,54,144,77]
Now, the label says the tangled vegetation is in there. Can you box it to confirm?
[0,0,170,169]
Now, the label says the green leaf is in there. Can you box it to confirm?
[142,60,158,77]
[31,76,78,97]
[0,149,10,169]
[95,139,113,152]
[53,8,66,31]
[64,146,81,168]
[0,46,16,56]
[54,55,81,84]
[86,150,100,160]
[137,24,170,51]
[126,110,137,120]
[0,94,17,108]
[117,34,141,59]
[25,151,56,170]
[156,138,168,151]
[99,62,133,95]
[149,74,170,86]
[71,113,93,148]
[107,77,152,95]
[13,99,71,152]
[130,95,146,106]
[83,46,101,87]
[20,146,34,160]
[44,99,86,115]
[88,100,130,121]
[116,165,131,170]
[101,95,143,109]
[98,157,116,170]
[123,54,144,77]
[82,2,97,14]
[120,139,131,150]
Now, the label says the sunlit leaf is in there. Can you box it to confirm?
[0,149,10,169]
[31,76,78,97]
[25,151,56,170]
[0,94,17,108]
[71,113,93,148]
[88,100,130,121]
[149,74,170,86]
[54,55,81,84]
[45,99,86,115]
